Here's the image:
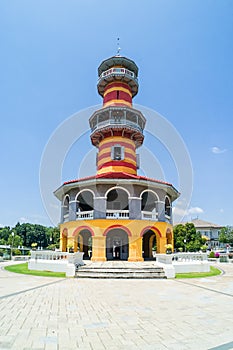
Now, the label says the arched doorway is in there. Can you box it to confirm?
[106,229,129,260]
[76,230,92,259]
[142,230,157,260]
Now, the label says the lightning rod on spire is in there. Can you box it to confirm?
[116,37,121,56]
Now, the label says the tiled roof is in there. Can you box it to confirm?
[191,219,223,229]
[175,219,223,229]
[63,172,173,187]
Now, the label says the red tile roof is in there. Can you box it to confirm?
[63,172,172,187]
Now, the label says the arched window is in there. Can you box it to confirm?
[165,197,171,217]
[63,196,69,222]
[141,191,158,220]
[107,188,129,210]
[76,191,94,212]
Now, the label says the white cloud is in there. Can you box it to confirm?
[173,206,204,216]
[220,208,224,213]
[187,207,204,215]
[211,146,227,154]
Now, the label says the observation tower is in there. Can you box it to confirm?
[54,54,179,261]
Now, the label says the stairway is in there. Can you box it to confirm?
[75,261,166,279]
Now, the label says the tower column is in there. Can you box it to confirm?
[69,200,76,221]
[129,197,141,220]
[128,236,144,262]
[93,197,106,219]
[91,236,107,261]
[157,201,165,222]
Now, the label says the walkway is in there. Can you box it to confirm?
[0,261,233,349]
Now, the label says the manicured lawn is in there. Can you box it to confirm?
[5,263,66,278]
[175,266,222,279]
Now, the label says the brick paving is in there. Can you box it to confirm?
[0,262,233,349]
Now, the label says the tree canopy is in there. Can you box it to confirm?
[219,226,233,245]
[0,223,60,249]
[173,223,205,252]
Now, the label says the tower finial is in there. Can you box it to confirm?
[116,37,121,56]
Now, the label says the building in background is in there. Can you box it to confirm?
[190,219,223,249]
[54,54,179,261]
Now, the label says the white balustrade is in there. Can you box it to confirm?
[29,251,84,277]
[76,210,94,220]
[99,67,136,80]
[141,211,158,221]
[172,252,208,262]
[106,210,129,219]
[63,213,69,222]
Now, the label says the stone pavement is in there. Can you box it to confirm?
[0,261,233,350]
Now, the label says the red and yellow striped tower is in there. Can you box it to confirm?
[89,55,146,176]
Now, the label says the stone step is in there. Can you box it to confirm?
[76,267,164,273]
[75,265,166,279]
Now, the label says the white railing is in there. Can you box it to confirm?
[106,210,129,219]
[172,252,208,262]
[31,250,70,261]
[91,118,143,133]
[142,211,158,221]
[76,210,94,220]
[29,251,84,277]
[63,213,69,222]
[99,67,137,81]
[30,250,84,265]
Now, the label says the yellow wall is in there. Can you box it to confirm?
[60,219,173,261]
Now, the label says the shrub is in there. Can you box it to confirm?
[214,252,220,258]
[12,249,21,256]
[208,251,215,258]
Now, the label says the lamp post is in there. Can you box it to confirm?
[184,239,186,253]
[10,231,15,260]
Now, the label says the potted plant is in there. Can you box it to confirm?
[165,244,173,254]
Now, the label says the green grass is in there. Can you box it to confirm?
[5,263,66,278]
[175,266,222,279]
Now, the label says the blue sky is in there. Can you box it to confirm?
[0,0,232,227]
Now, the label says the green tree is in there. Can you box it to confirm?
[174,223,203,252]
[0,226,11,244]
[7,234,23,248]
[219,226,233,245]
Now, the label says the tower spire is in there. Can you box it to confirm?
[116,37,121,56]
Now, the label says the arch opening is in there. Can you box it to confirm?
[142,229,157,260]
[165,197,171,217]
[106,229,129,261]
[74,229,92,259]
[106,188,129,219]
[76,191,94,212]
[141,191,158,220]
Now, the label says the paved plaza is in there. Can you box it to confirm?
[0,262,233,350]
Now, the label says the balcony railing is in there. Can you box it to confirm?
[106,210,129,219]
[142,211,158,221]
[99,67,137,82]
[76,211,94,220]
[91,118,143,133]
[63,213,69,222]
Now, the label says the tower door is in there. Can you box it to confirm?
[106,229,128,261]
